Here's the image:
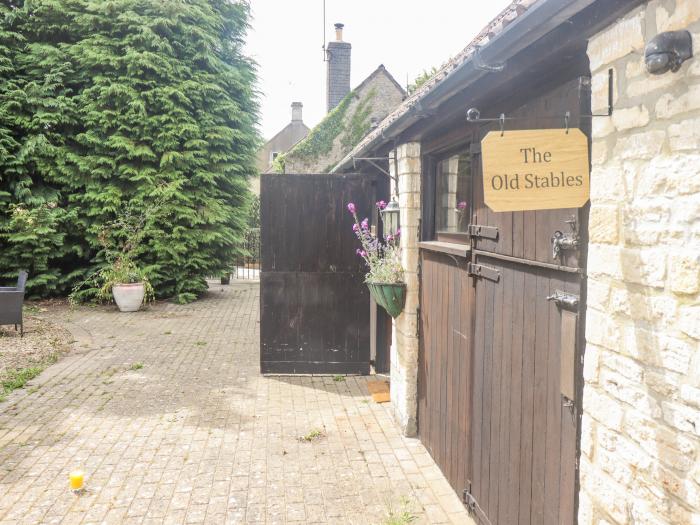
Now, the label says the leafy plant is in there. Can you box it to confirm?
[69,207,155,305]
[347,201,404,284]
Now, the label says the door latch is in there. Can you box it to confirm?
[546,289,579,308]
[551,215,579,259]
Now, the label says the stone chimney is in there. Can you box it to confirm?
[291,102,303,122]
[326,23,351,113]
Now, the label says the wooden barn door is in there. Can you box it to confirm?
[466,76,590,525]
[418,75,590,525]
[260,173,377,374]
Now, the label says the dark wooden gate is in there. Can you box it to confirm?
[418,74,590,525]
[260,173,377,374]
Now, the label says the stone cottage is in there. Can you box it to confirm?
[277,24,405,174]
[252,102,309,194]
[331,0,700,523]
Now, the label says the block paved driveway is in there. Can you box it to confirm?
[0,281,471,524]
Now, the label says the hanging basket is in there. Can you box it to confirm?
[367,282,406,318]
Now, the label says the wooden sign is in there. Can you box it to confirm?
[481,128,590,212]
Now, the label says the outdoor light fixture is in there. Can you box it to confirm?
[380,199,400,238]
[645,30,693,74]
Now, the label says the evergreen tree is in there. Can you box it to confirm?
[0,0,259,302]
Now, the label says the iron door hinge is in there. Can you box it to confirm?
[468,224,498,240]
[468,262,500,282]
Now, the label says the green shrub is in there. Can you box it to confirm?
[0,0,260,303]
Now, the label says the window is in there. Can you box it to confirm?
[434,149,471,240]
[270,151,280,163]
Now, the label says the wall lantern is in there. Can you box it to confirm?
[645,30,693,74]
[380,199,400,238]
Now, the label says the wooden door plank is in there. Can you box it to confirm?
[518,270,537,525]
[530,271,551,524]
[479,277,495,513]
[471,275,486,504]
[497,263,514,525]
[544,273,563,525]
[488,259,505,520]
[506,267,525,525]
[452,263,461,492]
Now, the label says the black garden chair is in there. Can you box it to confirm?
[0,271,28,337]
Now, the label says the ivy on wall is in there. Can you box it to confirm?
[341,88,376,150]
[282,90,355,163]
[276,86,377,173]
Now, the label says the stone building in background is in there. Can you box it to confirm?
[252,102,309,193]
[276,24,405,174]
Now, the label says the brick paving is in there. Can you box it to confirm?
[0,281,471,524]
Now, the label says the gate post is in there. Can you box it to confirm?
[390,142,422,436]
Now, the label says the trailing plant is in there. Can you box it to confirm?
[347,201,403,284]
[0,0,260,303]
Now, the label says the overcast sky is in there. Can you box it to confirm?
[246,1,511,140]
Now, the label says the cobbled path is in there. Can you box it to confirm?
[0,281,470,524]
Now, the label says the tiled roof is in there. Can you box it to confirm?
[334,0,539,169]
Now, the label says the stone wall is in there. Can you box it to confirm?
[389,142,421,436]
[580,1,700,523]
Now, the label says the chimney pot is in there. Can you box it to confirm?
[291,102,303,122]
[334,23,344,41]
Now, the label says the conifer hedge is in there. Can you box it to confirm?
[0,0,259,302]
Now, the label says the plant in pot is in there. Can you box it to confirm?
[347,201,405,318]
[70,210,154,312]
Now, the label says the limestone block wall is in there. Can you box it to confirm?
[390,142,421,436]
[580,1,700,523]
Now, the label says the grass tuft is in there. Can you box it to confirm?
[1,364,47,402]
[130,362,144,371]
[333,375,345,382]
[382,497,418,525]
[297,428,325,442]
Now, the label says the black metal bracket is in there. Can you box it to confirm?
[465,68,614,126]
[468,224,499,241]
[467,262,500,282]
[352,153,399,197]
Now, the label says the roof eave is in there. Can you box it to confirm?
[331,0,603,173]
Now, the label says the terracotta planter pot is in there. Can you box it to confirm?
[112,282,145,312]
[367,282,406,318]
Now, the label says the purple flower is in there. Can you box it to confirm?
[347,202,356,214]
[395,228,401,237]
[457,201,467,210]
[361,218,369,230]
[386,234,394,242]
[356,248,367,258]
[376,200,387,210]
[352,223,359,232]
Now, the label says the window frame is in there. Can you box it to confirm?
[422,142,472,245]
